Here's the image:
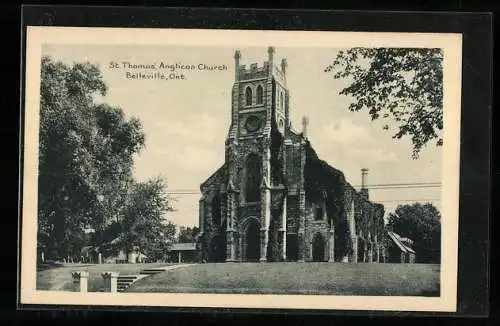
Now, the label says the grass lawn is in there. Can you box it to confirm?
[127,262,440,297]
[37,263,170,292]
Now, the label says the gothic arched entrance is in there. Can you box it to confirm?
[312,233,325,262]
[243,219,260,261]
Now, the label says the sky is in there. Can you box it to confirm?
[42,44,442,227]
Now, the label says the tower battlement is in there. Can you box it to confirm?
[237,62,269,80]
[234,47,287,84]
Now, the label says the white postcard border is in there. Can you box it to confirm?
[20,26,462,312]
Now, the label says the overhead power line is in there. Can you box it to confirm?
[374,198,441,203]
[165,182,442,195]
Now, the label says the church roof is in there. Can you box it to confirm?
[303,139,383,206]
[170,243,197,251]
[200,164,227,191]
[387,231,416,254]
[286,127,303,143]
[303,140,348,199]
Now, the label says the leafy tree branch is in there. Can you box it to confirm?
[325,48,444,158]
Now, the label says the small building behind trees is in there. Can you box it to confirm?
[385,231,416,263]
[168,243,199,263]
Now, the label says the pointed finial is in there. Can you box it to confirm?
[234,50,241,80]
[281,58,287,74]
[302,116,309,138]
[268,46,275,63]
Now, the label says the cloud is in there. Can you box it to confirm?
[157,145,222,173]
[180,146,222,171]
[319,118,372,144]
[154,113,224,142]
[351,148,399,163]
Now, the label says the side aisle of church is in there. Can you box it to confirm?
[198,47,386,263]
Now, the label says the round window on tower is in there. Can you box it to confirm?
[245,115,261,132]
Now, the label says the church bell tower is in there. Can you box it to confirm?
[224,47,290,262]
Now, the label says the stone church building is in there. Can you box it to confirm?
[198,47,386,263]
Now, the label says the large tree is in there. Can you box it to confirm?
[119,177,176,262]
[325,48,443,158]
[177,226,200,243]
[386,203,441,263]
[38,56,145,260]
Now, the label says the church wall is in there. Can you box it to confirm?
[342,186,356,237]
[285,144,301,187]
[286,195,299,234]
[341,186,385,263]
[337,183,386,263]
[199,165,229,262]
[303,200,330,261]
[284,145,294,184]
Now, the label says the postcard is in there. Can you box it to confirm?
[20,26,462,312]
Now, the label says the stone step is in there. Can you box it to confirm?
[117,279,135,282]
[117,281,136,285]
[116,275,141,292]
[118,276,139,280]
[116,266,179,292]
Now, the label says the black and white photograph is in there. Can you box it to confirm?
[20,26,462,312]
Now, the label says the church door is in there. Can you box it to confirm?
[312,233,325,262]
[245,220,260,261]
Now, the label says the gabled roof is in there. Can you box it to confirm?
[171,243,197,251]
[387,231,416,254]
[200,164,227,190]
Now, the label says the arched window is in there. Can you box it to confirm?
[245,87,253,106]
[211,195,221,226]
[245,154,261,202]
[280,92,284,110]
[256,85,263,104]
